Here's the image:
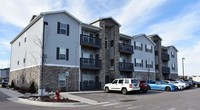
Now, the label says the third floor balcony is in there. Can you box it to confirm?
[161,53,170,61]
[80,34,101,49]
[119,43,133,54]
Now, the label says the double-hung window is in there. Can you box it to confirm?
[172,64,175,70]
[56,47,69,60]
[57,22,70,36]
[134,59,143,67]
[58,73,66,87]
[134,42,143,51]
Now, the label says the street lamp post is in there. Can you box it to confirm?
[182,58,185,79]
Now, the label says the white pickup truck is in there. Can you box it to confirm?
[104,78,140,95]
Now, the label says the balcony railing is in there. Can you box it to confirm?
[80,58,101,69]
[119,43,133,54]
[161,53,170,61]
[80,81,101,91]
[80,34,101,48]
[162,67,170,74]
[119,62,134,71]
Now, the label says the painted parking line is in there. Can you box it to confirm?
[168,108,176,110]
[127,105,143,109]
[96,102,109,105]
[102,102,120,106]
[114,104,132,108]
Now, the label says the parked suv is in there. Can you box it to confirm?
[139,80,149,93]
[104,78,140,95]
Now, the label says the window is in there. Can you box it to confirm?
[23,58,26,63]
[134,59,143,67]
[145,44,152,53]
[58,73,66,87]
[17,61,19,65]
[146,60,153,68]
[134,42,143,51]
[57,22,70,36]
[172,64,175,70]
[125,79,129,84]
[110,40,114,47]
[24,37,26,42]
[112,80,118,84]
[56,47,69,60]
[19,42,20,46]
[118,79,123,84]
[155,51,158,55]
[171,52,175,58]
[105,40,108,49]
[110,59,114,66]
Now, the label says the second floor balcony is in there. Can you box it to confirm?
[80,34,101,49]
[119,62,134,72]
[162,66,170,74]
[119,43,133,54]
[161,53,170,61]
[80,58,101,69]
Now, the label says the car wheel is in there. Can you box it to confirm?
[148,86,151,90]
[194,84,198,88]
[165,87,171,91]
[105,87,109,93]
[122,88,127,95]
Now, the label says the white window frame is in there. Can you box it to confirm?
[58,73,66,87]
[59,48,66,60]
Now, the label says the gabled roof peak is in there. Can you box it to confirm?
[90,17,121,26]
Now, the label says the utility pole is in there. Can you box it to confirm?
[39,21,48,96]
[182,58,185,80]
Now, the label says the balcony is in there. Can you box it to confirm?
[80,81,101,91]
[80,34,101,48]
[162,67,170,74]
[161,53,170,61]
[119,62,134,72]
[119,43,133,54]
[80,58,101,69]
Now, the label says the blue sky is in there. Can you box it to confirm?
[0,0,200,76]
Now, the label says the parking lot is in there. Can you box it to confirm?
[74,88,200,110]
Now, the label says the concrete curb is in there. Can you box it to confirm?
[8,97,90,107]
[1,88,103,107]
[60,93,100,105]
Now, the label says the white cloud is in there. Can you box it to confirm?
[178,41,200,76]
[144,2,200,76]
[64,0,92,23]
[146,2,200,46]
[115,0,167,34]
[0,39,10,49]
[0,0,63,27]
[0,59,9,69]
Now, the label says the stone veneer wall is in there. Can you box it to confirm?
[43,66,79,92]
[9,66,79,92]
[133,71,155,81]
[99,20,107,88]
[9,66,40,89]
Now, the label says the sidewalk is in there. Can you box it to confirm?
[0,88,102,107]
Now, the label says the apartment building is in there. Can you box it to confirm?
[10,10,178,92]
[133,34,156,81]
[149,34,178,80]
